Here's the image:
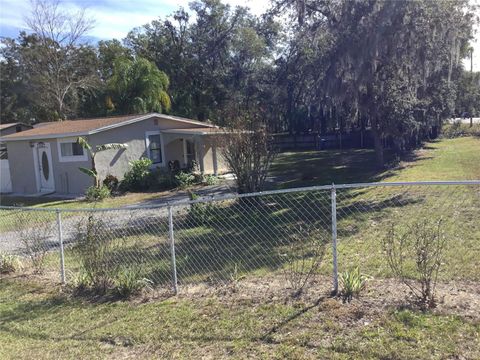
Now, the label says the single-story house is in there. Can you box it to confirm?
[0,113,228,195]
[0,122,33,193]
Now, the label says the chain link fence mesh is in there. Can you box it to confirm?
[1,182,479,294]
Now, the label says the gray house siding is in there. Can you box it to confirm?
[5,115,227,196]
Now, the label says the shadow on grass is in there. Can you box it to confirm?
[77,190,421,286]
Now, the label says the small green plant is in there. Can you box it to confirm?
[121,158,153,191]
[187,191,215,223]
[71,270,93,292]
[229,263,246,292]
[175,171,195,189]
[202,174,218,186]
[114,267,153,298]
[85,185,110,202]
[0,252,22,274]
[339,267,370,302]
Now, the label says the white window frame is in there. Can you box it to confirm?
[57,137,88,163]
[145,131,165,166]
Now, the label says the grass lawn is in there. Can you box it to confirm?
[0,276,479,360]
[270,137,480,187]
[1,136,479,359]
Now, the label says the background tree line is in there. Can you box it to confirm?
[1,0,478,166]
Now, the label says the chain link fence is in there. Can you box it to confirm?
[1,181,479,295]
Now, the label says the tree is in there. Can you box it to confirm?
[22,0,98,120]
[218,107,276,193]
[106,57,171,115]
[77,137,127,187]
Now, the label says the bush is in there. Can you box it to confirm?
[147,167,177,190]
[187,191,215,223]
[74,214,117,293]
[202,174,218,186]
[339,267,370,302]
[283,226,328,297]
[114,267,153,298]
[85,185,111,202]
[103,174,119,193]
[0,252,22,274]
[175,171,195,189]
[121,158,153,191]
[383,218,447,309]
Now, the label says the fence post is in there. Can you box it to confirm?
[168,205,178,294]
[56,210,66,285]
[331,183,338,295]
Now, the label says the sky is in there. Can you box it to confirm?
[0,0,479,71]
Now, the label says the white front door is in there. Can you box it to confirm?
[36,143,55,192]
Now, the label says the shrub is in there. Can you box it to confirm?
[113,267,153,298]
[147,167,176,190]
[283,226,328,297]
[202,174,218,186]
[121,158,153,191]
[103,174,119,193]
[339,267,370,302]
[74,214,117,293]
[175,171,195,189]
[187,191,215,223]
[15,214,52,273]
[85,185,111,202]
[0,252,22,274]
[383,218,447,309]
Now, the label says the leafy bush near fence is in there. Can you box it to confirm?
[85,185,111,202]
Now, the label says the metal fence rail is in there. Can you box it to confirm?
[1,181,479,295]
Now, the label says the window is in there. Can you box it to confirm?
[60,142,84,157]
[57,138,88,162]
[146,132,163,164]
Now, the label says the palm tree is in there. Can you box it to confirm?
[107,57,171,115]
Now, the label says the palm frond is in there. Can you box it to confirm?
[79,167,97,178]
[95,143,128,152]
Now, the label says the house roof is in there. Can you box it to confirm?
[0,113,215,142]
[162,127,227,135]
[0,122,33,131]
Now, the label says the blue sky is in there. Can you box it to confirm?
[0,0,478,70]
[0,0,268,40]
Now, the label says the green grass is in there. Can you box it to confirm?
[0,277,478,359]
[270,137,480,188]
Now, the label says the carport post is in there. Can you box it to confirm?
[331,183,338,295]
[168,205,178,294]
[56,210,66,285]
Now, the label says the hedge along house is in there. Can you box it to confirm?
[0,113,228,196]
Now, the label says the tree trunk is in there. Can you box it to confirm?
[372,129,384,168]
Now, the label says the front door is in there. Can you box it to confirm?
[36,142,55,192]
[183,139,196,168]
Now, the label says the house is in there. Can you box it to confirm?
[0,122,33,193]
[0,113,228,195]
